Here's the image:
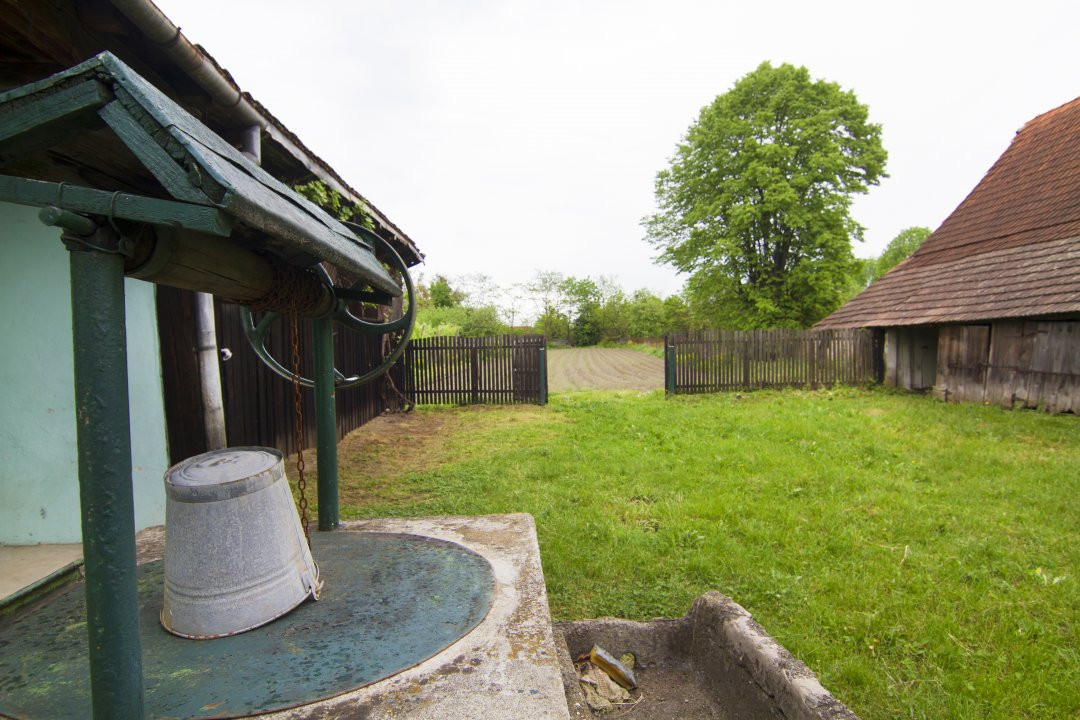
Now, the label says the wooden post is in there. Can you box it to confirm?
[470,344,480,404]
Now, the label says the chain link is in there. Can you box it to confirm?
[289,313,311,547]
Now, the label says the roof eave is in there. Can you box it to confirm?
[108,0,423,267]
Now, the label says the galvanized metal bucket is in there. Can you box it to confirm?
[161,447,321,639]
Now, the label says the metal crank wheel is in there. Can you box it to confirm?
[239,234,415,389]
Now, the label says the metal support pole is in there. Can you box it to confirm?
[194,291,227,450]
[69,247,145,719]
[312,316,339,530]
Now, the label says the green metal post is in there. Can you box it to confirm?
[69,247,145,719]
[665,340,676,396]
[313,316,339,530]
[538,343,548,405]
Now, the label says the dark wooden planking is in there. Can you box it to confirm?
[938,320,1079,413]
[155,284,206,464]
[156,289,400,465]
[0,78,110,161]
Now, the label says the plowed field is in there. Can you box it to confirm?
[547,347,663,392]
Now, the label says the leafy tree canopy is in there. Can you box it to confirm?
[426,274,466,308]
[866,226,931,284]
[645,61,887,328]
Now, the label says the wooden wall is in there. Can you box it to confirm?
[885,327,939,390]
[936,320,1079,413]
[156,287,401,465]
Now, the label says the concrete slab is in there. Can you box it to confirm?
[0,543,82,601]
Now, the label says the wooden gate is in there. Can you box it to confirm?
[403,335,547,405]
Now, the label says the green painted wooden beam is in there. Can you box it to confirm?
[97,101,210,206]
[0,175,233,236]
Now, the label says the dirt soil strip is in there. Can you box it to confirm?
[547,348,664,392]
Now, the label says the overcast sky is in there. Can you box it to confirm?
[156,0,1080,298]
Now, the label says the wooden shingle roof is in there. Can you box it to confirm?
[818,96,1080,329]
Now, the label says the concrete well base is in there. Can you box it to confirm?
[135,514,570,720]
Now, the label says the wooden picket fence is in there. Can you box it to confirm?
[403,335,548,405]
[664,328,880,395]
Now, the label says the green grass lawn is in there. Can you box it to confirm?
[332,388,1079,719]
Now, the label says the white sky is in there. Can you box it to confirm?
[156,0,1080,298]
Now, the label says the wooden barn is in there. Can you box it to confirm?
[817,96,1080,413]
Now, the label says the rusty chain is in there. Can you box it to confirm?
[288,313,311,547]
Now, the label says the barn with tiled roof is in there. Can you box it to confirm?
[817,96,1080,413]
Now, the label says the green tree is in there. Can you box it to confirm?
[460,305,506,337]
[596,291,630,342]
[415,304,507,338]
[867,226,931,284]
[560,277,599,345]
[662,294,693,332]
[535,307,569,343]
[570,301,602,346]
[645,61,887,328]
[627,290,667,339]
[427,275,465,308]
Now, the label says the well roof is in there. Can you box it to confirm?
[0,52,400,296]
[0,0,422,267]
[818,96,1080,329]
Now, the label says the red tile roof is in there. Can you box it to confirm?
[818,95,1080,328]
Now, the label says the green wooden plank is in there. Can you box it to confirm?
[0,79,111,158]
[0,175,233,237]
[97,101,211,206]
[0,56,108,105]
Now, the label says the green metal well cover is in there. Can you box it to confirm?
[0,531,495,719]
[0,51,398,297]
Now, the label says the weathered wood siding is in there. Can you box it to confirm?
[157,287,400,465]
[666,329,875,394]
[936,320,1080,413]
[886,327,940,390]
[403,335,547,405]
